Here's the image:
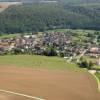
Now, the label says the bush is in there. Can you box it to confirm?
[79,60,88,68]
[59,51,65,57]
[11,48,23,55]
[43,47,57,56]
[78,58,93,69]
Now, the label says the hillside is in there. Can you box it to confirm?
[0,1,100,33]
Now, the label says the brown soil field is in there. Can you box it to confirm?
[0,66,100,100]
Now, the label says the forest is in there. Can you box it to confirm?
[0,0,100,33]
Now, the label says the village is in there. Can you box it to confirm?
[0,31,100,69]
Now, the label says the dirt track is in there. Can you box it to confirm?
[0,66,100,100]
[0,4,9,12]
[0,2,22,12]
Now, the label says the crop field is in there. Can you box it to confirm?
[0,55,99,100]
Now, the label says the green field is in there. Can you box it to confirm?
[0,34,20,39]
[0,55,84,71]
[47,29,97,33]
[95,72,100,81]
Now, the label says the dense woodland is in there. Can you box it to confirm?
[0,0,100,33]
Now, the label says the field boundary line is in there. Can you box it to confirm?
[88,71,100,92]
[0,89,46,100]
[92,73,100,92]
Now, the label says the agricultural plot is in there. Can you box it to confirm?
[0,55,99,100]
[0,67,100,100]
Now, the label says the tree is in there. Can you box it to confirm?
[11,48,23,55]
[59,51,65,57]
[43,47,57,56]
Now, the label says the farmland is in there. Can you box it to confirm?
[0,0,100,100]
[0,40,99,100]
[0,0,100,99]
[0,57,100,100]
[0,55,83,71]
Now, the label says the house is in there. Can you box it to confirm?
[90,47,99,53]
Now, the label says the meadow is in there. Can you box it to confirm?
[0,55,84,71]
[95,72,100,81]
[0,34,20,38]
